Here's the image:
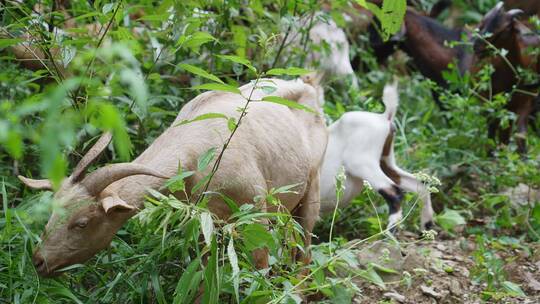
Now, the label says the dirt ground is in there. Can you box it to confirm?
[348,232,540,304]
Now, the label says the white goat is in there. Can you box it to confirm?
[319,82,435,231]
[308,16,355,79]
[285,13,357,85]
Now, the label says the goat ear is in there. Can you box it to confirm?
[301,71,325,87]
[101,195,135,213]
[71,132,113,182]
[18,175,53,190]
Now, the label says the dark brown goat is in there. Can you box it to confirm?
[504,0,540,19]
[429,0,540,19]
[473,3,540,155]
[368,7,474,109]
[369,4,539,155]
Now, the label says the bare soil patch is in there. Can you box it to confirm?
[348,233,540,303]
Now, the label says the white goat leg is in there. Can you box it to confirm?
[382,141,435,230]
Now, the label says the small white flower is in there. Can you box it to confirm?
[363,180,373,191]
[414,171,441,193]
[421,229,438,241]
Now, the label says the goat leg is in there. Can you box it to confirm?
[487,118,500,156]
[292,171,320,270]
[516,112,529,156]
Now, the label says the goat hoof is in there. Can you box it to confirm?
[423,221,435,231]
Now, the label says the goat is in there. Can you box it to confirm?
[18,78,328,277]
[1,4,163,76]
[319,81,435,231]
[473,2,540,155]
[308,15,356,81]
[504,0,540,19]
[368,7,474,110]
[430,0,540,20]
[285,13,357,86]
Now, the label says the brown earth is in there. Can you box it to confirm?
[345,233,540,304]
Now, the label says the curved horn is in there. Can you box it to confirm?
[81,163,169,196]
[71,132,113,182]
[18,175,53,190]
[507,9,524,19]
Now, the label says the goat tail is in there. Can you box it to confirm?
[383,79,399,121]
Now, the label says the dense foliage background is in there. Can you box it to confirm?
[1,0,539,303]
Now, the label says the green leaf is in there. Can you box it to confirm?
[241,223,275,252]
[272,182,302,195]
[261,96,316,113]
[227,237,240,303]
[357,267,386,289]
[0,38,24,48]
[266,67,311,76]
[218,193,240,214]
[197,147,216,172]
[48,155,67,188]
[179,63,223,84]
[2,181,10,237]
[120,69,148,118]
[97,103,132,161]
[227,117,237,132]
[191,173,212,195]
[435,209,466,232]
[501,281,526,297]
[364,0,407,41]
[261,85,277,94]
[369,262,398,274]
[175,113,229,126]
[178,31,217,51]
[164,171,195,193]
[192,83,240,94]
[44,286,84,304]
[231,25,247,57]
[5,131,22,159]
[217,54,256,73]
[137,14,170,22]
[202,238,220,303]
[330,284,354,304]
[151,271,166,304]
[173,259,202,304]
[200,212,214,247]
[355,0,368,7]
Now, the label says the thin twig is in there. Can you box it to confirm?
[0,28,55,77]
[270,0,297,69]
[70,0,123,107]
[299,11,316,67]
[195,76,262,204]
[3,5,64,82]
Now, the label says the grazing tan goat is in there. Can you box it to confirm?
[19,78,328,277]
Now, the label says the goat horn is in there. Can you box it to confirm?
[81,163,169,196]
[507,9,524,18]
[495,2,504,10]
[17,175,53,190]
[71,132,113,182]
